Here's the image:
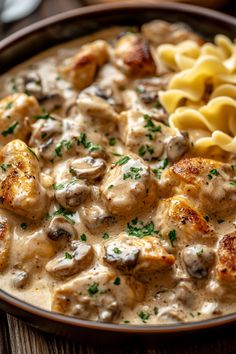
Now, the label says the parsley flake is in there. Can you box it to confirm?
[109,137,116,146]
[127,219,159,238]
[208,169,220,180]
[168,229,176,247]
[64,252,73,259]
[113,277,121,285]
[88,283,99,296]
[103,233,110,240]
[80,233,87,242]
[2,122,19,137]
[138,311,150,323]
[20,223,28,230]
[115,156,130,166]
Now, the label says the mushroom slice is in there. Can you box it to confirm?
[69,157,106,181]
[0,216,12,271]
[47,216,77,241]
[46,240,94,278]
[104,233,175,274]
[216,232,236,283]
[80,203,116,233]
[182,245,215,279]
[52,265,145,322]
[101,153,158,216]
[0,140,48,220]
[55,179,90,210]
[77,91,118,122]
[166,132,189,162]
[113,33,156,77]
[0,93,40,144]
[58,40,109,90]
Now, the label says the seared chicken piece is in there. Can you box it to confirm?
[119,110,189,161]
[154,196,216,250]
[0,93,40,145]
[0,215,12,270]
[162,157,236,213]
[101,154,158,216]
[216,232,236,283]
[46,240,94,278]
[104,233,175,274]
[113,33,156,77]
[58,40,109,90]
[52,265,144,322]
[0,139,48,220]
[141,20,204,46]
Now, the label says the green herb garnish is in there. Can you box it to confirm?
[80,233,87,242]
[2,122,19,137]
[115,156,130,166]
[208,169,220,180]
[109,137,116,146]
[113,247,122,254]
[138,311,150,323]
[88,283,99,296]
[78,133,100,152]
[53,207,75,224]
[64,252,73,259]
[103,232,110,240]
[113,277,121,285]
[0,164,11,172]
[168,229,176,247]
[127,219,159,238]
[55,139,73,157]
[4,102,13,110]
[152,158,169,180]
[123,167,143,180]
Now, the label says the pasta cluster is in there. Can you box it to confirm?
[158,35,236,153]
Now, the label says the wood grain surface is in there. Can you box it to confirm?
[1,0,236,353]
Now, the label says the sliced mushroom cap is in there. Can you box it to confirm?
[55,180,91,210]
[47,216,77,241]
[80,203,116,233]
[11,270,29,289]
[39,137,56,160]
[14,72,43,99]
[46,240,94,278]
[104,241,140,271]
[69,157,106,181]
[40,118,63,138]
[182,245,215,279]
[167,132,189,162]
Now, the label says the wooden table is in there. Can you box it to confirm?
[1,1,236,353]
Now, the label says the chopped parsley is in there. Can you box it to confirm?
[152,158,169,180]
[52,180,79,191]
[4,102,13,110]
[123,167,143,180]
[52,207,75,224]
[53,183,65,190]
[108,137,116,146]
[108,184,114,189]
[113,277,121,285]
[127,219,159,238]
[153,307,159,315]
[56,75,61,81]
[208,169,220,180]
[204,215,209,222]
[113,247,122,254]
[138,144,154,158]
[88,283,99,296]
[64,252,73,259]
[168,229,176,247]
[229,181,236,187]
[0,164,11,172]
[103,232,110,240]
[55,139,73,157]
[138,311,150,323]
[2,121,19,137]
[34,113,55,121]
[143,114,161,140]
[115,156,130,166]
[196,249,204,257]
[80,233,87,242]
[20,223,28,230]
[78,132,100,152]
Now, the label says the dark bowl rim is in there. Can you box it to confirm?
[0,1,236,334]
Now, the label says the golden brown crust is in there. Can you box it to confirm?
[0,218,12,271]
[216,232,236,283]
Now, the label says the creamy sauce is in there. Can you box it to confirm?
[0,21,236,325]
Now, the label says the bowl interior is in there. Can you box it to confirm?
[0,2,236,337]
